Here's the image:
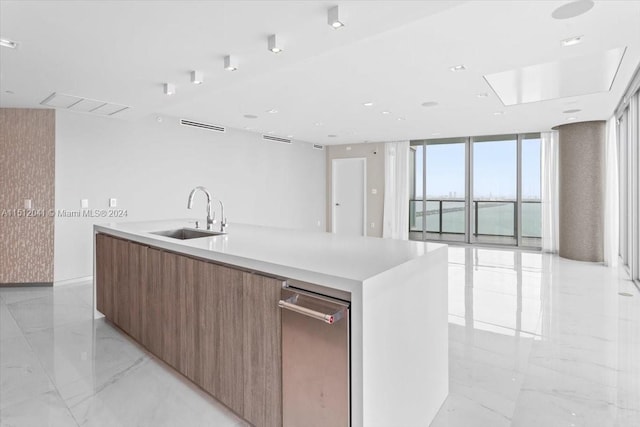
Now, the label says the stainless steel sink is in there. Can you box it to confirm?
[150,228,225,240]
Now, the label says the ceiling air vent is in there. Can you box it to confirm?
[262,134,292,144]
[40,92,130,117]
[313,144,324,150]
[180,119,226,133]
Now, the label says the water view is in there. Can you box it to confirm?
[409,200,541,238]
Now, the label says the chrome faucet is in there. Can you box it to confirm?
[215,198,227,232]
[187,186,214,230]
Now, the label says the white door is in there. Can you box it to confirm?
[332,158,366,236]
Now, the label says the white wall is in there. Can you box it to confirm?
[54,111,325,282]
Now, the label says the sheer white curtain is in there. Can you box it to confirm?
[383,141,410,240]
[541,131,559,253]
[604,117,620,267]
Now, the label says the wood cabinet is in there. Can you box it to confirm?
[143,247,163,357]
[96,234,146,341]
[95,233,114,319]
[198,262,245,414]
[95,233,284,427]
[242,273,283,427]
[177,255,199,382]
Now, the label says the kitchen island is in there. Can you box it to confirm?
[94,219,448,427]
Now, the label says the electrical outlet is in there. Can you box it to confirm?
[24,199,32,209]
[371,188,377,195]
[81,199,89,209]
[109,198,117,207]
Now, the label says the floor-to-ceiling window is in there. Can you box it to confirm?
[472,135,518,245]
[617,79,640,285]
[521,134,542,247]
[410,139,467,242]
[410,133,542,248]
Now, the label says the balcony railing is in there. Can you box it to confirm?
[409,199,541,238]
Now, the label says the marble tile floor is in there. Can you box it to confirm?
[1,247,639,426]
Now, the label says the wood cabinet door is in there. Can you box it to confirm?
[127,241,147,342]
[113,238,130,332]
[95,234,115,319]
[142,247,164,357]
[242,273,284,427]
[161,251,180,368]
[177,255,199,382]
[198,262,244,415]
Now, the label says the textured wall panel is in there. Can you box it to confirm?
[557,121,605,262]
[0,108,55,283]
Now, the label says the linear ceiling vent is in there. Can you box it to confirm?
[313,144,324,150]
[263,135,292,144]
[180,119,226,132]
[40,92,130,117]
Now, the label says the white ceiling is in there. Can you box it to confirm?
[1,0,639,145]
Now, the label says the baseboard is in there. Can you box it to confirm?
[54,276,93,287]
[0,282,53,287]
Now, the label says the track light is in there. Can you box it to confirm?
[268,34,283,53]
[328,6,345,28]
[163,83,175,95]
[190,70,204,84]
[224,55,237,71]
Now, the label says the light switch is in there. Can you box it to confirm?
[109,198,117,207]
[24,199,32,209]
[346,146,352,151]
[371,188,377,195]
[81,199,89,209]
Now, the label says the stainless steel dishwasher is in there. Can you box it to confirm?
[279,286,350,427]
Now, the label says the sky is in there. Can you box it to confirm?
[413,137,541,200]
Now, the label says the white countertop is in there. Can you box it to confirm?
[94,219,446,290]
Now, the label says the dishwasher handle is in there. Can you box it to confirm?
[278,295,345,325]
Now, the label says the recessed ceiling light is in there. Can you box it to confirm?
[449,64,466,72]
[567,117,577,121]
[381,111,390,115]
[0,38,18,49]
[552,0,594,20]
[328,6,345,28]
[363,102,374,107]
[563,109,582,113]
[224,55,237,71]
[397,117,406,121]
[244,114,258,119]
[561,35,583,47]
[163,83,175,95]
[493,111,505,115]
[476,93,489,98]
[268,34,283,53]
[190,70,204,85]
[156,116,163,123]
[266,109,278,114]
[421,101,439,107]
[328,134,337,138]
